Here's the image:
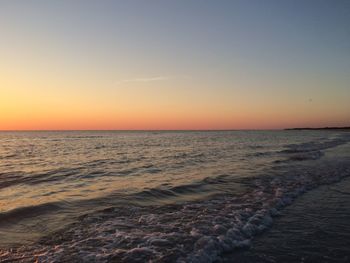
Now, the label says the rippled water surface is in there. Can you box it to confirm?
[0,131,349,262]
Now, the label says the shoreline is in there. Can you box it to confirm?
[224,176,350,262]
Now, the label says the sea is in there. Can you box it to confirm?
[0,130,349,262]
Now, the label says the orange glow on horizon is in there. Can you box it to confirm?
[1,108,347,131]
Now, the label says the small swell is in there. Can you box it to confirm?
[247,151,274,158]
[281,137,348,154]
[275,150,324,163]
[0,168,84,189]
[0,153,17,160]
[0,171,27,189]
[0,202,64,224]
[131,175,230,202]
[133,188,178,200]
[276,136,350,163]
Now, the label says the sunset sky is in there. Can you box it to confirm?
[1,0,349,130]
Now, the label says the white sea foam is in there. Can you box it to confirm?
[2,158,350,262]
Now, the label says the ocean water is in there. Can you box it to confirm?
[0,131,349,262]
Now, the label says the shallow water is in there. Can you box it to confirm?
[224,176,350,263]
[0,131,349,262]
[223,143,350,262]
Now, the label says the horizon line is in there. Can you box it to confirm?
[1,126,349,132]
[1,128,349,132]
[0,129,284,132]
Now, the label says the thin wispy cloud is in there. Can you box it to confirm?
[115,76,169,85]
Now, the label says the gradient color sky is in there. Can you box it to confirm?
[1,0,349,130]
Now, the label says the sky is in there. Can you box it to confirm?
[0,0,349,130]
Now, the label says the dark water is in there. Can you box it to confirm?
[0,131,349,262]
[224,178,350,263]
[224,143,350,262]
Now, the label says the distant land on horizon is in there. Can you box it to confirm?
[285,127,350,131]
